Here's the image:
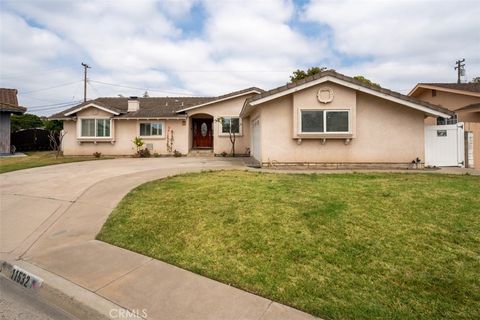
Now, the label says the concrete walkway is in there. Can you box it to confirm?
[0,157,315,320]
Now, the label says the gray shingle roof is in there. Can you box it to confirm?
[246,70,453,116]
[50,96,216,119]
[50,87,264,119]
[418,83,480,93]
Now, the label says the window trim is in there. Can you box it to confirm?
[78,117,113,139]
[218,116,242,136]
[298,109,350,134]
[138,120,165,139]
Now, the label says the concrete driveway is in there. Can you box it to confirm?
[0,157,244,259]
[0,157,316,320]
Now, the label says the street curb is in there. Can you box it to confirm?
[1,260,143,320]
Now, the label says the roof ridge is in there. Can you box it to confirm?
[246,70,453,117]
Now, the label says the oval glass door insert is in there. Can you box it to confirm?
[201,122,208,137]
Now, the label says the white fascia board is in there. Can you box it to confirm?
[117,117,186,120]
[64,103,120,116]
[176,90,263,113]
[408,84,480,98]
[249,76,452,118]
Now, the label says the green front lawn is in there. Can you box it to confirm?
[0,151,112,173]
[97,171,480,320]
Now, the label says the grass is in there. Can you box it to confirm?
[0,151,112,173]
[97,171,480,320]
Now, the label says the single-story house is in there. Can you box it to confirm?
[409,82,480,168]
[0,88,27,154]
[51,70,453,168]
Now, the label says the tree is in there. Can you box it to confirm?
[290,67,327,82]
[470,77,480,83]
[48,130,67,158]
[353,75,381,88]
[10,113,44,132]
[43,119,63,132]
[143,91,150,98]
[215,117,238,156]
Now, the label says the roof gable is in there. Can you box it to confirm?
[64,102,121,116]
[409,83,480,98]
[0,88,26,114]
[176,87,264,112]
[241,70,453,118]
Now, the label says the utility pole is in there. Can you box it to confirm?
[81,62,91,102]
[454,59,465,84]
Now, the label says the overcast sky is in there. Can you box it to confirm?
[1,0,479,116]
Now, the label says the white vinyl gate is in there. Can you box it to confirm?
[425,123,465,167]
[251,117,261,162]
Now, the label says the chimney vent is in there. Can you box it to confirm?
[128,96,139,112]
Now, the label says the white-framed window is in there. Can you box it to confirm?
[139,122,164,137]
[220,116,240,134]
[300,109,349,133]
[80,118,111,138]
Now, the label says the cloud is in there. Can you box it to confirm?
[0,0,479,115]
[303,0,480,90]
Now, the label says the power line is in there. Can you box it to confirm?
[27,100,83,111]
[89,80,194,96]
[19,81,82,95]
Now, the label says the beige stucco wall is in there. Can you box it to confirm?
[62,107,188,155]
[186,94,255,155]
[292,83,357,138]
[255,87,425,164]
[414,89,480,125]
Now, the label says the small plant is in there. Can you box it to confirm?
[137,148,151,158]
[153,152,160,157]
[215,117,238,157]
[93,152,102,158]
[411,157,422,169]
[133,136,144,152]
[221,151,228,157]
[173,150,182,157]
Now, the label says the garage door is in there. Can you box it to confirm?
[425,123,464,167]
[251,117,261,162]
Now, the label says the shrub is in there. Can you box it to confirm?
[221,151,228,157]
[137,148,151,158]
[93,152,102,158]
[173,150,182,157]
[132,136,144,152]
[153,152,160,157]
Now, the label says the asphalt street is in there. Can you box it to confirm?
[0,276,77,320]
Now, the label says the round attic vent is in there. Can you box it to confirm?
[317,88,334,104]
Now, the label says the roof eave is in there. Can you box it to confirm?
[409,84,480,98]
[249,76,453,118]
[176,89,263,113]
[64,102,121,116]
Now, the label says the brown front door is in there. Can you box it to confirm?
[192,118,213,148]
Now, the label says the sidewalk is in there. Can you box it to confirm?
[1,158,316,320]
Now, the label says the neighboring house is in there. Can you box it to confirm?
[409,83,480,168]
[0,88,27,154]
[51,71,452,167]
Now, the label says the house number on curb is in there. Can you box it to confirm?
[10,265,43,289]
